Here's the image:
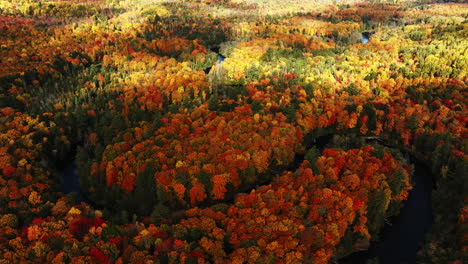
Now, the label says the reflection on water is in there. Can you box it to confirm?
[217,53,225,62]
[362,32,372,44]
[362,36,369,44]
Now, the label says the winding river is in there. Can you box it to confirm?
[60,134,433,264]
[58,88,432,264]
[340,158,433,264]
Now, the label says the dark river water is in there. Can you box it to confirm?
[60,136,432,264]
[340,158,433,264]
[217,53,225,62]
[59,161,90,203]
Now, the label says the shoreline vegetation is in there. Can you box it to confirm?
[0,1,466,263]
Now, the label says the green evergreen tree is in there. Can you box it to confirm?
[134,163,158,215]
[305,146,320,174]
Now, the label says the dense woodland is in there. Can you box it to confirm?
[0,0,467,263]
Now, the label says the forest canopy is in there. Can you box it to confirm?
[0,0,466,263]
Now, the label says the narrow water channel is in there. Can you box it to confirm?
[203,48,225,74]
[59,161,84,201]
[362,32,372,44]
[361,34,369,44]
[217,53,225,62]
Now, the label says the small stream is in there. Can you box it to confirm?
[217,53,225,62]
[361,32,373,44]
[361,35,369,44]
[204,47,225,74]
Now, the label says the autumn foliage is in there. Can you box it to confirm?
[0,0,466,263]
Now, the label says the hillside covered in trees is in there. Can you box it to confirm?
[0,0,466,263]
